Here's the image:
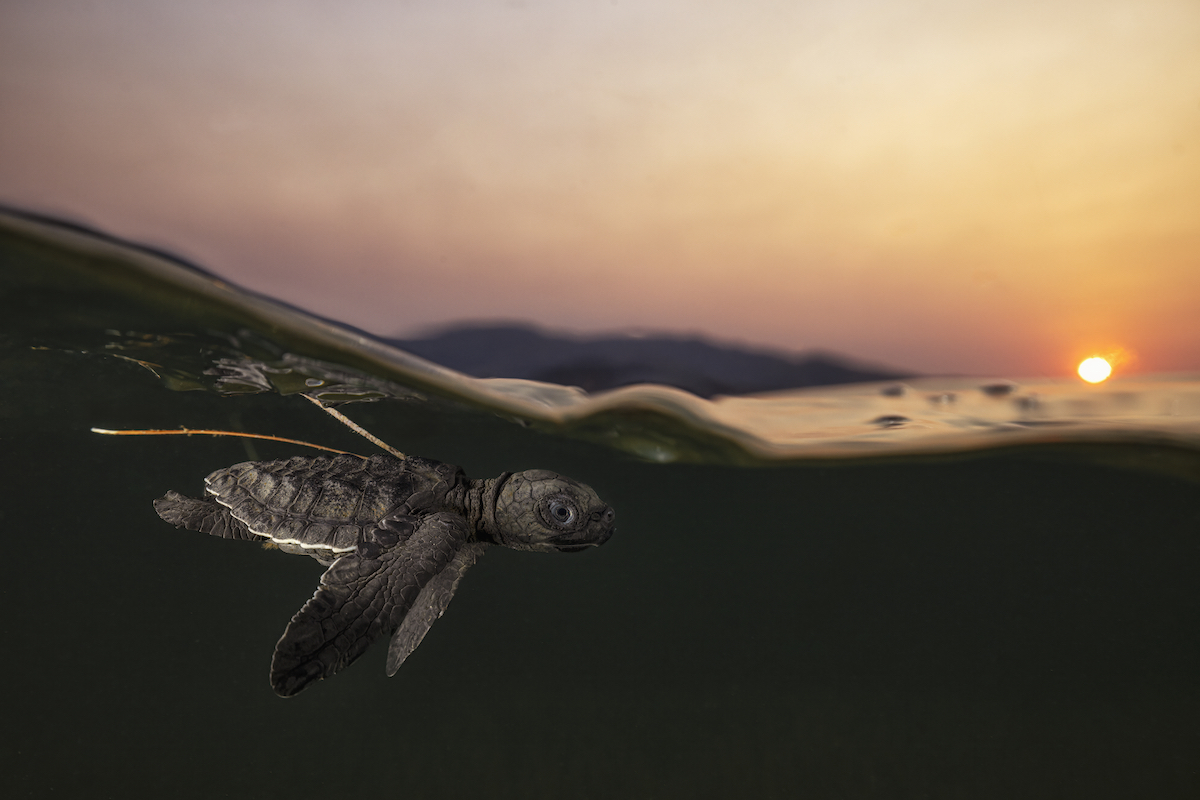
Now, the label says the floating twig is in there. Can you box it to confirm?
[300,394,405,458]
[92,393,406,459]
[90,426,362,456]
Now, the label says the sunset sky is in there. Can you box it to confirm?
[2,0,1198,377]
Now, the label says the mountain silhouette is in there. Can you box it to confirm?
[391,324,914,398]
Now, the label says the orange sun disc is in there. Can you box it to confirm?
[1077,357,1112,383]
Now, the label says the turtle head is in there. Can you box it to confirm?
[491,470,615,553]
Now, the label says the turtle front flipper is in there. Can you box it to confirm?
[386,540,486,676]
[270,512,474,697]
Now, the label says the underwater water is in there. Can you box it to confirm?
[2,210,1198,799]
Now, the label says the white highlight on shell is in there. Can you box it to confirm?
[203,471,361,554]
[215,496,359,553]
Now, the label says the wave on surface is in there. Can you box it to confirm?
[3,208,1199,466]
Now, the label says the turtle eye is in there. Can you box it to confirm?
[547,499,577,527]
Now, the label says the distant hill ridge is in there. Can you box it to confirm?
[391,324,914,398]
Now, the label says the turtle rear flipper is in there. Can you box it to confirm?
[270,512,475,697]
[154,491,255,540]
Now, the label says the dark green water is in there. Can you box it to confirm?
[2,211,1198,798]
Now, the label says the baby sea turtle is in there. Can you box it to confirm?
[154,452,615,697]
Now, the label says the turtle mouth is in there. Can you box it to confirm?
[555,525,615,552]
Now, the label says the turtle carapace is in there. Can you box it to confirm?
[154,453,615,697]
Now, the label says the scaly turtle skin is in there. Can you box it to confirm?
[154,453,615,697]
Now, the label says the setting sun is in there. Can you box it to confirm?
[1078,357,1113,383]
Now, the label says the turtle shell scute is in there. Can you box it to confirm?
[200,453,448,553]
